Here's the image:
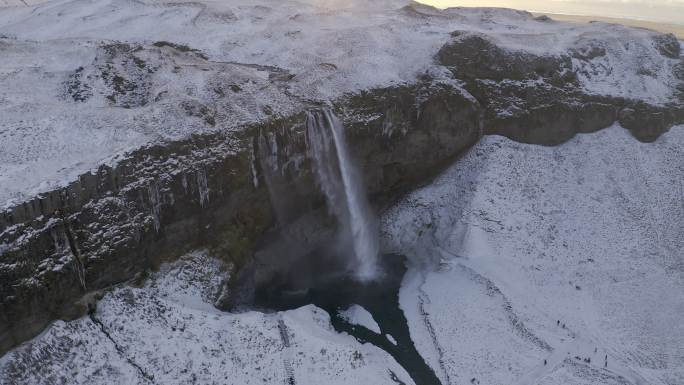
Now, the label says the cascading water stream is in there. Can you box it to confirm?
[305,108,380,282]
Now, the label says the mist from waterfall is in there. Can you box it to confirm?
[306,109,380,282]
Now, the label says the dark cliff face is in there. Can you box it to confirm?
[1,31,683,356]
[0,79,483,355]
[437,31,684,145]
[0,131,273,354]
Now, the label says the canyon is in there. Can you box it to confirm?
[0,1,683,384]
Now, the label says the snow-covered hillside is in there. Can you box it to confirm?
[3,122,681,385]
[1,1,683,384]
[384,123,684,385]
[0,0,681,208]
[0,1,45,6]
[0,251,414,385]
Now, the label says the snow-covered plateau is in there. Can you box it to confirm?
[2,123,682,385]
[1,1,683,385]
[385,123,684,385]
[0,251,415,385]
[0,0,681,207]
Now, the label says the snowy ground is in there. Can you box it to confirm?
[0,251,414,385]
[0,1,45,6]
[383,124,684,385]
[339,305,382,334]
[1,1,682,383]
[0,0,681,208]
[2,124,682,385]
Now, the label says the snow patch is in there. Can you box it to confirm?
[0,251,415,385]
[339,304,381,334]
[0,0,680,207]
[386,124,684,385]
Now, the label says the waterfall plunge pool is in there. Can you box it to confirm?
[253,253,442,385]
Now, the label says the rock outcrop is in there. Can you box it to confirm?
[1,4,683,356]
[437,31,684,144]
[0,78,483,354]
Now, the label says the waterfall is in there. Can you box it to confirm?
[306,108,380,282]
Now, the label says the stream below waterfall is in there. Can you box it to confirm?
[251,108,441,384]
[254,253,442,385]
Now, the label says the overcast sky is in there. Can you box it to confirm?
[421,0,684,24]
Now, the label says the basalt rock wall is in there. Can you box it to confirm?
[438,32,684,144]
[2,31,683,356]
[0,79,482,355]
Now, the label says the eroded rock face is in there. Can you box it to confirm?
[438,32,575,85]
[383,125,684,385]
[0,131,274,354]
[231,81,483,302]
[0,78,482,354]
[653,33,682,59]
[468,80,618,145]
[341,81,483,201]
[437,31,684,144]
[2,16,684,356]
[0,251,416,385]
[619,103,684,142]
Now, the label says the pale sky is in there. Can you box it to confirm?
[421,0,684,25]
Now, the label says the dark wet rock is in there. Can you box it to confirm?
[438,32,575,85]
[675,60,684,80]
[438,33,616,145]
[653,33,681,59]
[438,30,683,144]
[230,81,484,301]
[98,43,156,108]
[2,26,684,356]
[619,104,684,142]
[534,15,552,22]
[60,41,226,110]
[340,80,482,201]
[469,80,619,145]
[64,66,93,103]
[674,60,684,103]
[570,45,607,61]
[675,61,684,101]
[60,42,160,107]
[182,100,217,126]
[153,41,208,58]
[0,77,482,354]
